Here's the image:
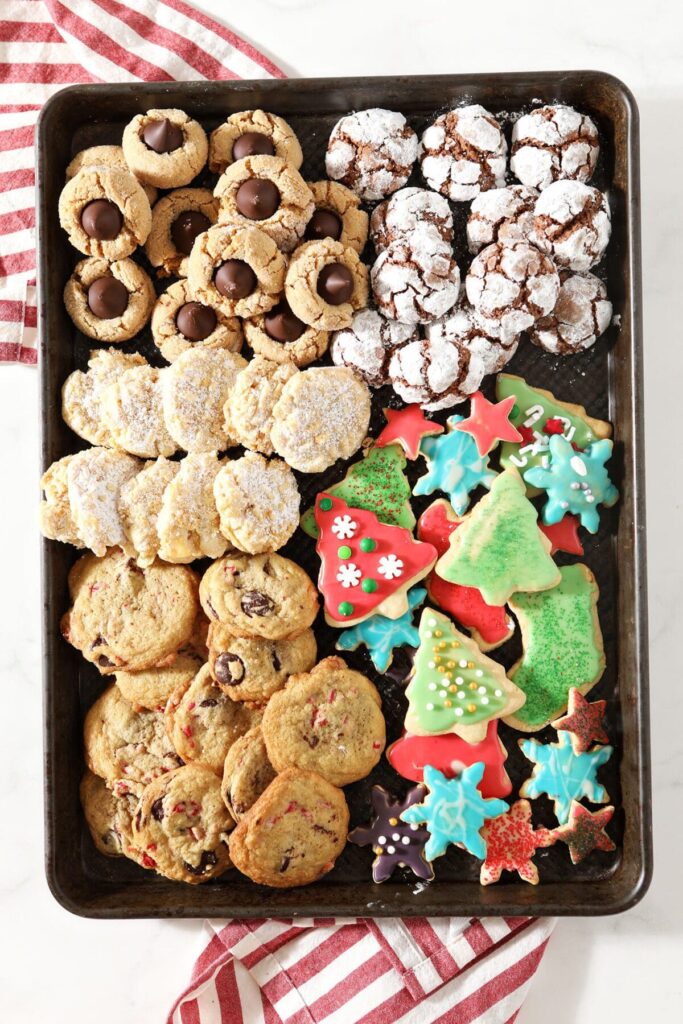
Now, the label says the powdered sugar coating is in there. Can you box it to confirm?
[158,452,229,563]
[420,106,507,202]
[529,271,612,355]
[162,348,247,453]
[62,349,146,448]
[465,241,560,344]
[388,334,494,411]
[225,355,298,455]
[40,455,83,548]
[330,308,418,387]
[426,299,519,380]
[102,365,178,458]
[326,109,418,202]
[66,447,140,557]
[119,457,179,566]
[530,180,611,272]
[466,185,539,255]
[371,238,461,325]
[511,105,599,191]
[214,453,300,554]
[370,187,454,253]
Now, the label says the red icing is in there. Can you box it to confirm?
[375,405,444,460]
[387,721,512,799]
[417,500,513,648]
[539,514,584,556]
[454,391,523,456]
[480,799,556,885]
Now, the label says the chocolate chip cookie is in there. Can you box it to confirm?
[208,622,317,703]
[115,651,203,712]
[221,726,276,821]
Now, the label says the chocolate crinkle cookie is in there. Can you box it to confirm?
[325,108,418,202]
[530,180,611,273]
[466,184,539,255]
[330,308,418,388]
[419,105,507,202]
[371,236,461,325]
[511,104,600,191]
[370,187,454,253]
[425,298,519,375]
[529,271,613,355]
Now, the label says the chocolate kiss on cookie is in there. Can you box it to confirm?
[232,132,275,160]
[317,262,354,305]
[235,178,280,220]
[214,259,257,299]
[305,209,343,242]
[143,118,183,154]
[87,276,129,319]
[171,210,212,255]
[264,300,305,342]
[176,301,217,341]
[80,199,123,241]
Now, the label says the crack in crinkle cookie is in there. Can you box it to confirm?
[387,332,492,411]
[371,236,461,325]
[270,366,371,473]
[122,108,208,189]
[157,452,230,563]
[370,187,454,252]
[66,447,141,556]
[466,184,539,255]
[40,455,84,547]
[214,452,300,555]
[419,105,507,202]
[529,271,613,355]
[208,623,317,703]
[325,108,418,202]
[224,356,298,456]
[330,308,418,387]
[305,180,369,252]
[58,165,152,259]
[209,109,303,174]
[116,651,202,712]
[118,457,179,566]
[284,239,369,332]
[62,349,146,447]
[145,187,219,277]
[426,298,519,376]
[162,347,247,452]
[187,224,286,319]
[221,726,277,821]
[511,104,600,191]
[151,279,243,364]
[63,256,156,342]
[465,240,560,344]
[530,180,611,272]
[66,144,158,206]
[102,365,178,459]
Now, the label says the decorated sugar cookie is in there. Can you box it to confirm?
[375,404,444,460]
[539,514,584,556]
[348,784,434,883]
[414,414,497,516]
[404,608,526,743]
[519,732,613,825]
[551,687,609,754]
[400,763,508,860]
[314,494,437,626]
[524,435,619,534]
[454,390,523,456]
[435,468,561,607]
[480,799,556,885]
[418,500,514,650]
[552,800,615,864]
[336,586,426,672]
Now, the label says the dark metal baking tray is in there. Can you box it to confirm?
[37,72,651,919]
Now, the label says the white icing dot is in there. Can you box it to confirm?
[378,835,387,844]
[426,703,435,711]
[392,833,400,841]
[456,676,464,685]
[478,685,487,694]
[439,690,448,698]
[428,662,436,669]
[560,500,569,509]
[428,682,437,691]
[459,659,468,668]
[428,618,437,627]
[387,845,396,854]
[475,670,483,677]
[455,707,464,716]
[457,691,465,699]
[586,494,595,503]
[424,631,433,638]
[481,696,489,705]
[410,823,419,830]
[401,836,411,846]
[495,689,503,697]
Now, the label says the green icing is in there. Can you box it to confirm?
[509,564,604,729]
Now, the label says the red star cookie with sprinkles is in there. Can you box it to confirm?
[552,800,615,864]
[480,799,556,885]
[454,391,523,456]
[551,687,609,754]
[375,405,444,460]
[539,514,584,556]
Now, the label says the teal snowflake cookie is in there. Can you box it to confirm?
[523,435,619,534]
[336,587,426,673]
[400,763,508,860]
[414,415,497,516]
[519,732,613,825]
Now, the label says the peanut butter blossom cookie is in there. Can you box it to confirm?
[58,164,152,259]
[285,238,369,332]
[145,187,218,277]
[306,180,369,252]
[326,108,418,201]
[187,223,286,320]
[66,143,158,205]
[151,279,243,363]
[349,784,434,883]
[64,256,156,343]
[122,108,208,189]
[209,109,302,174]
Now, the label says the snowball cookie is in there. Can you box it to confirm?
[63,256,155,343]
[271,366,371,473]
[157,452,229,563]
[58,165,152,260]
[209,109,303,174]
[330,308,418,388]
[224,355,299,456]
[66,144,158,205]
[144,187,219,278]
[465,240,560,345]
[187,224,286,320]
[151,279,243,363]
[214,154,314,252]
[214,453,300,554]
[419,105,507,202]
[371,238,460,325]
[122,108,208,189]
[102,365,178,459]
[325,108,418,201]
[425,300,519,378]
[388,330,504,411]
[530,180,611,272]
[243,302,329,369]
[162,347,247,453]
[529,271,612,355]
[304,180,369,253]
[62,349,146,448]
[511,104,600,191]
[285,239,369,332]
[466,184,539,255]
[370,187,454,253]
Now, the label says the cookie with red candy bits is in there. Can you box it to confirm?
[551,687,609,754]
[349,784,434,883]
[454,390,523,457]
[375,404,444,460]
[552,800,615,864]
[479,799,556,886]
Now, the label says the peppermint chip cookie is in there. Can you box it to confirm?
[214,453,300,554]
[102,365,178,458]
[330,308,418,387]
[529,271,613,355]
[151,279,243,364]
[221,727,277,821]
[304,180,369,252]
[208,623,317,703]
[209,109,303,174]
[122,108,208,189]
[224,355,298,455]
[116,651,203,712]
[270,366,371,473]
[325,109,418,201]
[187,224,286,319]
[80,769,138,857]
[530,180,611,272]
[62,348,146,447]
[284,239,369,332]
[157,452,229,563]
[63,256,156,343]
[371,237,461,325]
[58,165,152,259]
[39,455,83,548]
[214,155,314,252]
[162,347,247,452]
[118,457,179,566]
[145,187,219,277]
[200,553,319,641]
[132,763,234,883]
[370,187,454,253]
[63,549,199,673]
[261,657,385,786]
[229,768,349,888]
[66,447,140,556]
[66,144,158,205]
[243,302,329,368]
[419,105,507,202]
[511,105,600,191]
[466,185,539,255]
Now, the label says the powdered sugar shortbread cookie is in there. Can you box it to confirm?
[157,452,229,563]
[530,180,611,272]
[466,185,539,255]
[225,355,298,455]
[243,303,329,368]
[370,187,454,252]
[420,105,507,202]
[221,726,277,821]
[102,365,178,458]
[511,105,600,191]
[209,109,303,174]
[66,447,140,556]
[66,144,158,205]
[62,348,146,447]
[426,299,519,374]
[187,224,286,320]
[116,651,203,712]
[118,457,179,566]
[63,255,156,342]
[326,109,418,201]
[284,239,369,332]
[151,279,243,364]
[304,180,369,252]
[39,455,83,548]
[145,187,218,277]
[214,452,300,554]
[529,271,613,355]
[162,347,247,452]
[270,366,371,473]
[330,308,418,388]
[58,165,152,259]
[122,108,208,189]
[372,237,460,324]
[208,623,317,703]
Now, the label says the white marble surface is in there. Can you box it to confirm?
[1,1,682,1019]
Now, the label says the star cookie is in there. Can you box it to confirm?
[551,687,609,754]
[375,404,444,460]
[454,391,523,457]
[552,800,616,864]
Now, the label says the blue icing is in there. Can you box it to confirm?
[523,435,618,534]
[414,415,497,516]
[336,587,426,673]
[520,732,613,825]
[400,763,508,861]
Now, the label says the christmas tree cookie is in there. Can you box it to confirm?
[414,415,497,516]
[404,608,526,743]
[504,563,605,732]
[435,468,561,607]
[314,494,437,627]
[300,443,415,539]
